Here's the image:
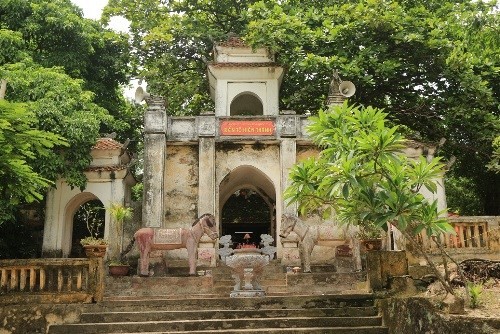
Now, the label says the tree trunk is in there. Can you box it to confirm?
[0,79,6,99]
[401,229,455,295]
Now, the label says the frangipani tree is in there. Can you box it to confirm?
[285,102,456,294]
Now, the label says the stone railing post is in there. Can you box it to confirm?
[88,257,105,302]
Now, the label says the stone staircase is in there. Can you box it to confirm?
[47,261,388,333]
[48,294,388,333]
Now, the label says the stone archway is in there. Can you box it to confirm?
[219,166,276,247]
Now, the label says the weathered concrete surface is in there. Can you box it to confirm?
[164,145,199,226]
[379,297,500,334]
[367,251,408,291]
[0,304,93,334]
[104,275,214,297]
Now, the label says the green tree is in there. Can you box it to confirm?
[1,60,113,188]
[104,0,499,214]
[0,0,138,189]
[0,100,67,223]
[487,136,500,173]
[0,0,131,118]
[285,103,456,294]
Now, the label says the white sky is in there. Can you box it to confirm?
[70,0,129,33]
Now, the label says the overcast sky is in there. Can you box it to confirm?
[70,0,129,32]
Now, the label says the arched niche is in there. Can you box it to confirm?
[230,92,263,116]
[219,165,276,246]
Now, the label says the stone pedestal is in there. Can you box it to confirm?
[224,249,269,297]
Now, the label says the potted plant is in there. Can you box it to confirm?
[107,203,133,276]
[356,221,384,251]
[78,202,108,257]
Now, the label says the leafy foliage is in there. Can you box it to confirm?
[0,0,137,228]
[0,100,67,223]
[285,102,454,238]
[0,0,131,117]
[1,61,112,188]
[467,282,483,309]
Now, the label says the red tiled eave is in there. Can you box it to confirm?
[92,138,123,150]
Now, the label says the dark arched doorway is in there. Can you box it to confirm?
[230,93,263,116]
[70,199,105,257]
[219,166,276,247]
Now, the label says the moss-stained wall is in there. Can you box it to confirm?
[297,145,319,162]
[0,304,91,334]
[379,297,500,334]
[164,145,199,226]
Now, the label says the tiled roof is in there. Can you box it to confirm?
[209,62,279,68]
[92,138,123,150]
[218,37,247,47]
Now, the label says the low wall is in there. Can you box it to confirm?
[379,297,500,334]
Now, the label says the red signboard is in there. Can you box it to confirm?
[220,120,275,136]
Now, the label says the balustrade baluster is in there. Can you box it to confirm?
[30,268,36,291]
[1,269,7,290]
[76,268,82,290]
[481,223,488,247]
[39,268,46,291]
[474,224,480,248]
[67,269,73,292]
[57,268,63,292]
[19,268,27,291]
[458,225,465,248]
[10,269,18,291]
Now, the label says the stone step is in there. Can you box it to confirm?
[213,277,287,287]
[48,315,384,333]
[102,328,387,334]
[99,294,377,311]
[80,307,378,323]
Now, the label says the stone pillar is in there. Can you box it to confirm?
[197,115,217,267]
[42,185,63,257]
[197,115,216,216]
[142,97,166,227]
[279,114,298,261]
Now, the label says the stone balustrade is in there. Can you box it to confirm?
[419,216,500,254]
[0,258,104,304]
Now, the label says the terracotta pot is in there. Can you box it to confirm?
[83,244,108,258]
[109,265,130,277]
[361,239,382,251]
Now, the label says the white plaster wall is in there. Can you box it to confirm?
[43,176,130,257]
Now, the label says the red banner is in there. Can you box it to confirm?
[220,120,275,136]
